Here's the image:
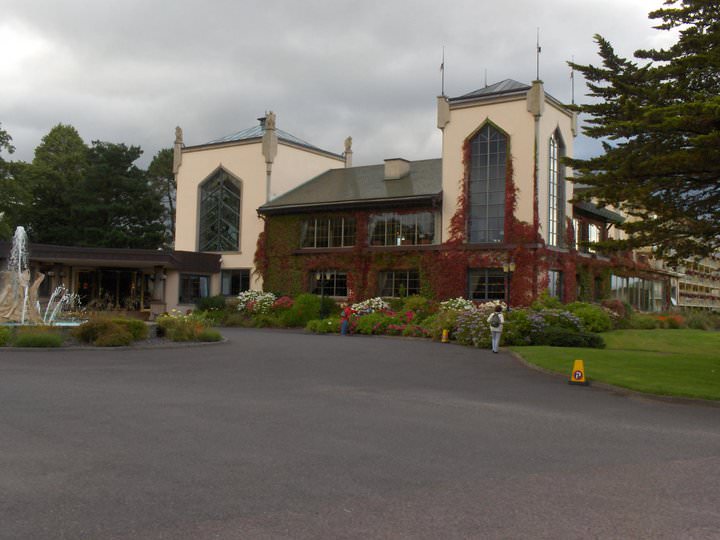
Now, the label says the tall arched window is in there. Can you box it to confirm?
[548,131,566,247]
[198,169,241,251]
[468,124,507,243]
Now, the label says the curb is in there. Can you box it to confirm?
[508,349,720,409]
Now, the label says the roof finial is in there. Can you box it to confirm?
[440,46,446,96]
[536,28,542,81]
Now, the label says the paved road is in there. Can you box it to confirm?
[1,328,719,539]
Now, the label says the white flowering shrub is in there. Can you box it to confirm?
[236,290,277,314]
[351,297,390,314]
[439,297,476,312]
[476,300,507,313]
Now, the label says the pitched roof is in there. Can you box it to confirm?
[449,79,531,103]
[259,159,442,214]
[189,119,343,158]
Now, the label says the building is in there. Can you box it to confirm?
[255,79,674,309]
[172,113,347,308]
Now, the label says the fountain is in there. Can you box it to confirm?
[0,226,79,325]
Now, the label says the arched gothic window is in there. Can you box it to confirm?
[548,131,566,247]
[198,169,241,251]
[468,124,507,243]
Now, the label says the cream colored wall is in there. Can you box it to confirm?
[537,102,575,245]
[441,97,536,240]
[165,271,181,312]
[174,140,342,291]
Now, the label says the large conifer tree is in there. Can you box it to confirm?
[568,0,720,262]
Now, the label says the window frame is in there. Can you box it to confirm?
[468,123,507,244]
[377,269,421,297]
[467,268,506,301]
[198,168,242,252]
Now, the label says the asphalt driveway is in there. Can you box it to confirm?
[1,328,719,539]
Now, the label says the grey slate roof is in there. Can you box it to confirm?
[196,122,342,158]
[259,159,442,214]
[573,200,625,223]
[449,79,531,102]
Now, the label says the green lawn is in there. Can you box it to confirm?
[510,329,720,401]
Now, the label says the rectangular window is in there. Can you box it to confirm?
[179,274,209,304]
[301,217,356,248]
[378,270,420,297]
[221,269,250,296]
[610,273,665,312]
[548,270,563,299]
[587,224,601,254]
[310,270,348,297]
[368,212,436,246]
[468,269,506,301]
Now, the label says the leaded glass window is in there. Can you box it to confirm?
[378,270,420,297]
[548,132,565,247]
[468,124,506,243]
[310,270,348,296]
[198,169,241,251]
[468,269,506,301]
[301,216,356,248]
[368,212,435,246]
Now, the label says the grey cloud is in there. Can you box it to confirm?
[2,0,665,167]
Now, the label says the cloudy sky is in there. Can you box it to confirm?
[1,0,673,168]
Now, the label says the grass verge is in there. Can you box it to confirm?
[510,329,720,401]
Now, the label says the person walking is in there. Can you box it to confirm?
[340,303,355,335]
[487,305,504,353]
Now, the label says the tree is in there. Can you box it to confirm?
[148,147,176,247]
[77,141,166,249]
[568,0,720,262]
[0,123,17,239]
[22,124,89,244]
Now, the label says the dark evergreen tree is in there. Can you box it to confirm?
[0,123,22,240]
[147,147,176,247]
[568,0,720,262]
[78,141,166,249]
[23,124,89,245]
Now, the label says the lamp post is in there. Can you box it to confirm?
[502,261,516,309]
[315,271,331,318]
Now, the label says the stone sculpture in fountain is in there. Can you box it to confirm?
[0,226,76,325]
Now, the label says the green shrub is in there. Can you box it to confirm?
[222,312,253,327]
[534,327,605,348]
[425,310,461,341]
[13,329,64,348]
[454,310,492,348]
[93,327,133,347]
[385,297,405,312]
[279,293,322,327]
[402,295,435,321]
[502,309,534,345]
[355,312,397,335]
[0,327,11,346]
[306,317,341,334]
[156,314,208,341]
[196,294,227,312]
[566,303,612,333]
[111,318,149,341]
[629,314,659,329]
[401,324,430,338]
[685,311,718,330]
[197,328,223,342]
[531,291,564,310]
[73,317,146,345]
[253,313,282,328]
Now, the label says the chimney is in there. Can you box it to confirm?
[384,158,410,180]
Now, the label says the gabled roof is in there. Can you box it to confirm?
[186,119,343,159]
[259,159,442,215]
[449,79,531,103]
